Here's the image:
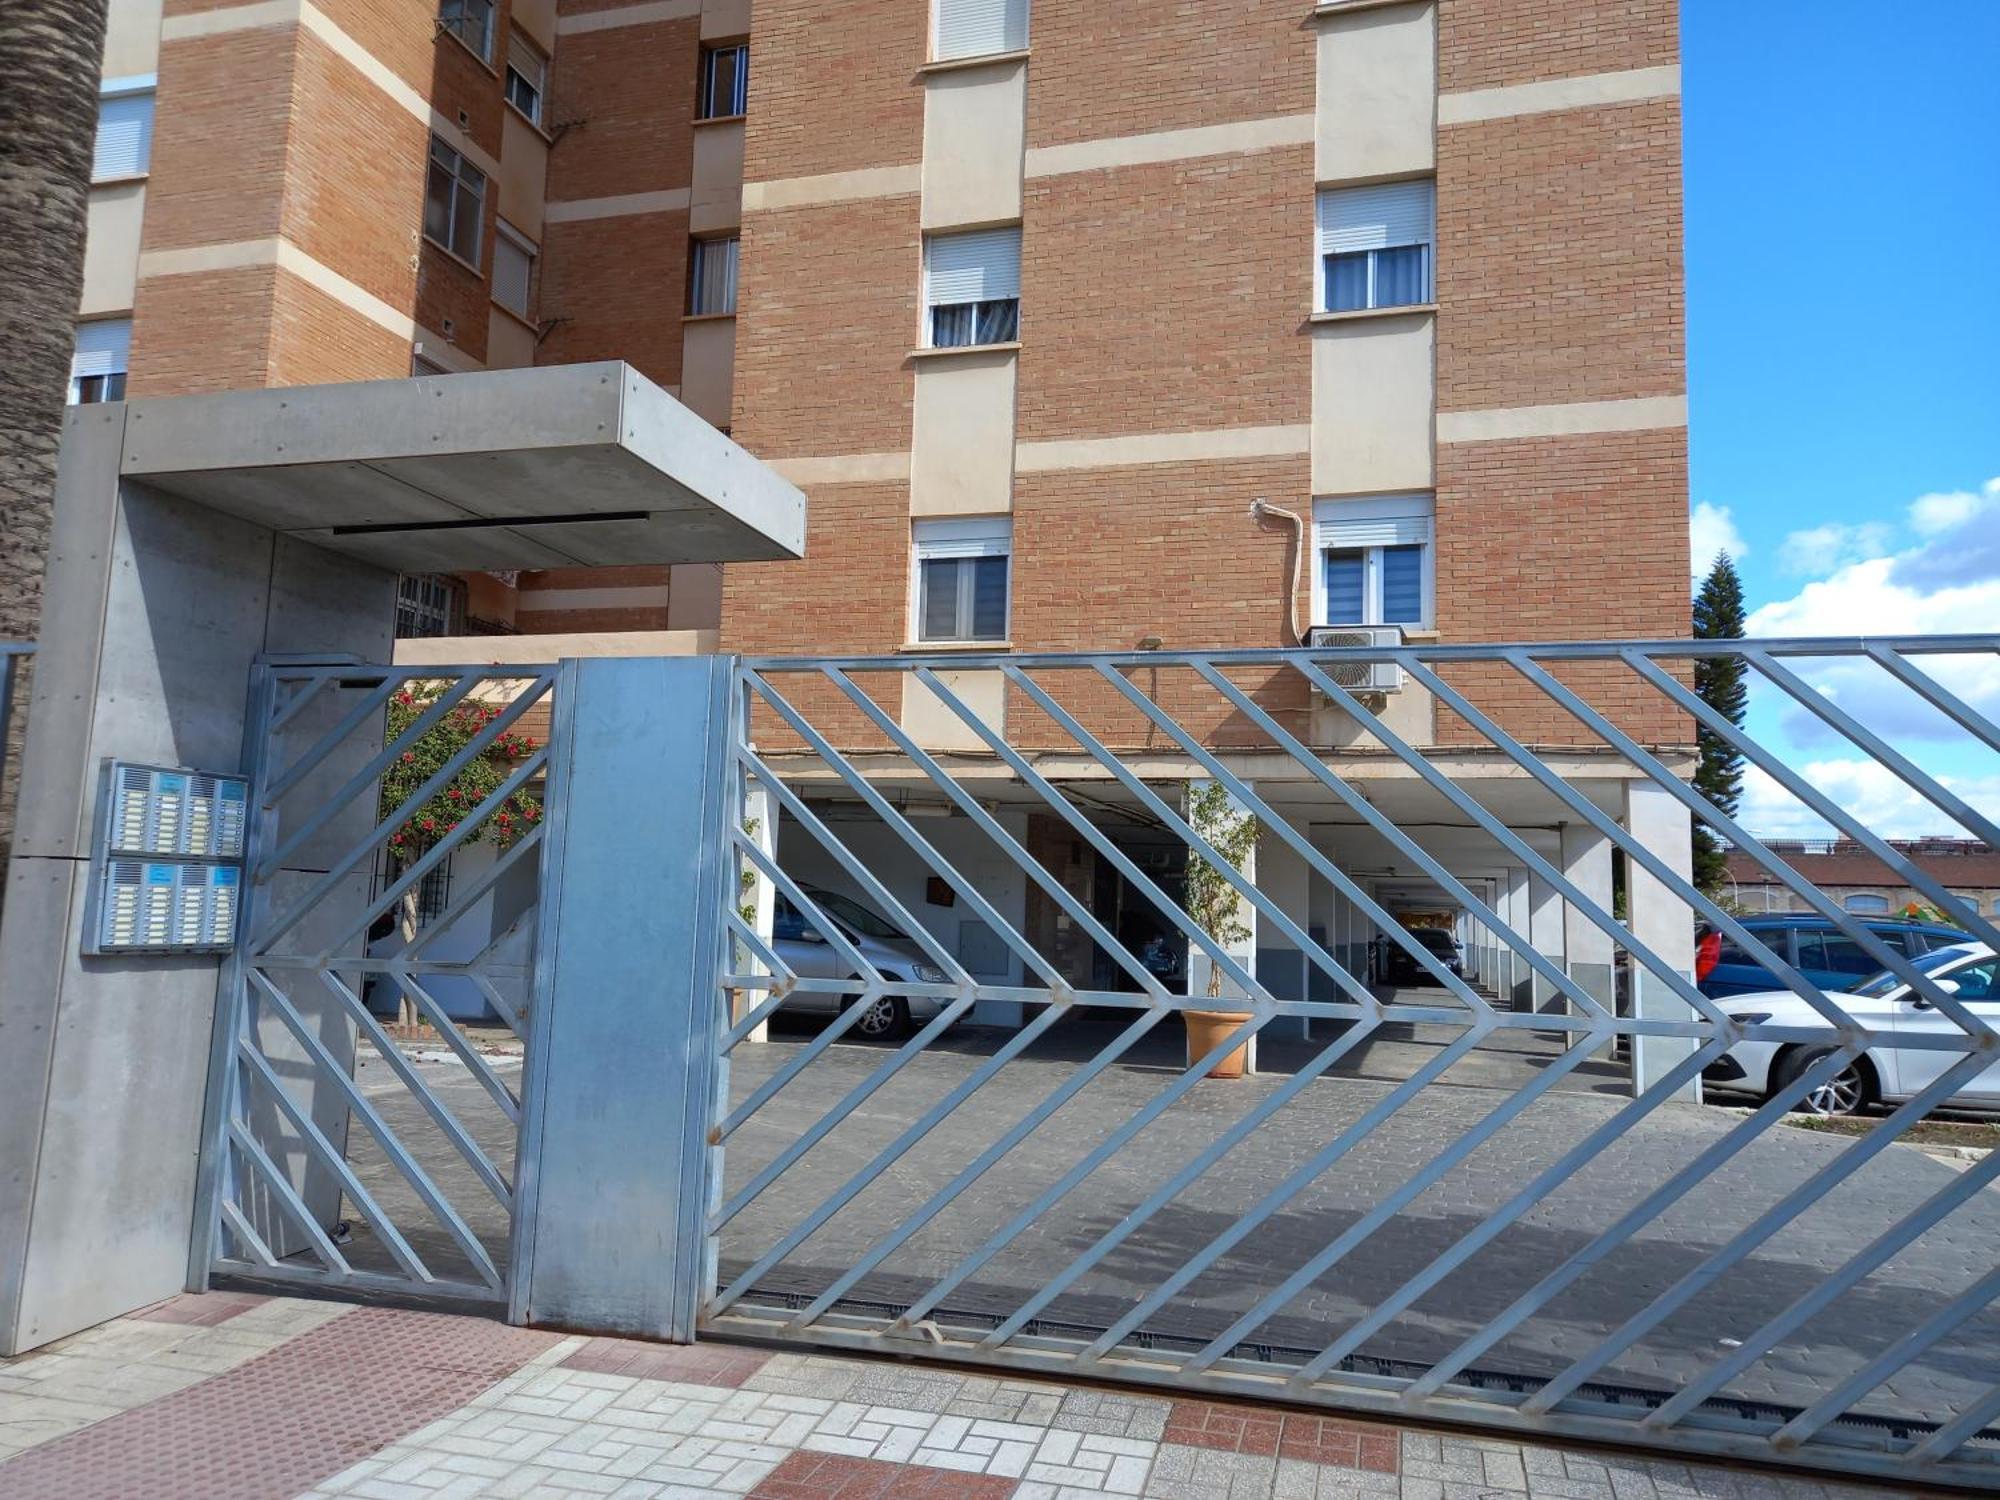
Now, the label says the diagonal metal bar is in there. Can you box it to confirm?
[235,1037,435,1284]
[225,1119,352,1276]
[1603,653,2000,1018]
[247,969,503,1289]
[1522,1048,1995,1415]
[785,1006,1170,1331]
[388,823,547,963]
[1091,662,1495,1011]
[709,995,1069,1307]
[1749,646,2000,849]
[1295,1036,1730,1385]
[1401,655,1852,1030]
[997,663,1376,1007]
[267,670,336,737]
[1403,1044,1864,1401]
[745,671,1066,990]
[253,686,550,954]
[259,673,491,875]
[469,968,527,1040]
[384,964,522,1126]
[1647,1143,2000,1432]
[1080,1023,1495,1363]
[1185,1024,1611,1373]
[1907,1377,2000,1467]
[317,749,549,961]
[823,665,1178,1002]
[914,663,1287,1002]
[1210,658,1629,1026]
[733,740,968,981]
[1864,643,2000,755]
[954,1025,1365,1346]
[316,968,513,1207]
[261,671,405,807]
[217,1198,281,1270]
[1775,1262,2000,1450]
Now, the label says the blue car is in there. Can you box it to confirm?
[1697,915,1971,999]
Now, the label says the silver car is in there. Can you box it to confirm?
[771,887,950,1039]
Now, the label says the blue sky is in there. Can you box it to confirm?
[1680,1,2000,837]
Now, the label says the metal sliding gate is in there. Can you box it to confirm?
[196,659,559,1308]
[193,636,2000,1488]
[697,635,2000,1490]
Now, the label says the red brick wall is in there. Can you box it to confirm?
[1026,0,1312,147]
[1438,0,1677,92]
[139,25,294,254]
[269,269,414,384]
[536,212,690,385]
[543,18,698,202]
[1017,149,1311,442]
[737,0,923,181]
[130,266,277,395]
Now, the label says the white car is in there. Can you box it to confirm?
[1705,941,1999,1115]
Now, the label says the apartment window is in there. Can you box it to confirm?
[395,573,466,639]
[1843,892,1891,915]
[689,236,739,315]
[93,79,154,180]
[913,518,1010,644]
[1313,495,1434,628]
[924,226,1020,349]
[699,42,748,119]
[438,0,495,60]
[934,0,1027,61]
[69,318,131,405]
[504,31,547,124]
[1316,179,1435,313]
[424,134,486,264]
[492,221,535,317]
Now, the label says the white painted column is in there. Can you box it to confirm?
[1624,780,1699,1101]
[1504,866,1532,1011]
[1560,822,1617,1021]
[1256,828,1309,1039]
[1527,865,1564,1013]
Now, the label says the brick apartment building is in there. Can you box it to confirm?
[63,0,1694,1013]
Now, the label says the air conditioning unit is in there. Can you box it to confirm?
[1305,624,1404,694]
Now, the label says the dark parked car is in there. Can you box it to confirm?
[1697,915,1970,999]
[1376,926,1465,987]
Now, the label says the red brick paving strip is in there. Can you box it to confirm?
[751,1450,1020,1498]
[0,1305,557,1500]
[128,1290,271,1326]
[1165,1397,1399,1473]
[560,1333,771,1387]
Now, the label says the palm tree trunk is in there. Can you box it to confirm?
[0,0,108,872]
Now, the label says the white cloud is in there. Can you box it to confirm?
[1908,478,1996,537]
[1777,521,1893,576]
[1739,760,2000,842]
[1689,501,1748,580]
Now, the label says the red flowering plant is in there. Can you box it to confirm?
[379,683,544,863]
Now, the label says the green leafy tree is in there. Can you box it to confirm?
[1184,781,1260,1001]
[1692,552,1748,896]
[380,684,543,859]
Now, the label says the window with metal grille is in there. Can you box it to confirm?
[424,134,486,264]
[438,0,494,59]
[505,30,546,124]
[1316,179,1435,313]
[395,574,466,639]
[913,518,1010,643]
[689,236,739,315]
[924,227,1020,349]
[699,42,747,118]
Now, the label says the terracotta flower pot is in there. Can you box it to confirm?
[1185,1009,1254,1079]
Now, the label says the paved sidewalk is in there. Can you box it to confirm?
[0,1292,1939,1500]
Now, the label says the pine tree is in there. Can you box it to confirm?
[1692,552,1748,897]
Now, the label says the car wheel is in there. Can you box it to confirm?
[1774,1046,1874,1117]
[847,992,912,1041]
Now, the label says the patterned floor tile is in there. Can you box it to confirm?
[750,1448,1019,1496]
[129,1290,271,1326]
[561,1336,772,1388]
[1165,1399,1398,1474]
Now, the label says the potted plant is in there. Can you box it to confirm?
[1183,780,1259,1079]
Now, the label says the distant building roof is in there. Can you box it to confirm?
[1725,839,2000,887]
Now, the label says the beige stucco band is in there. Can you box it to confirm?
[137,237,420,343]
[1438,65,1681,125]
[741,165,922,214]
[1437,395,1689,444]
[544,188,693,223]
[554,0,699,34]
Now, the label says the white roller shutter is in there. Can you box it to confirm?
[925,227,1021,305]
[94,91,154,180]
[1316,179,1434,256]
[934,0,1027,62]
[915,516,1011,559]
[1314,495,1433,549]
[71,319,132,380]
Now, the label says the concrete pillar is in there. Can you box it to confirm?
[1254,827,1308,1038]
[1560,822,1617,1018]
[1624,779,1699,1101]
[1527,866,1564,1013]
[1504,866,1532,1011]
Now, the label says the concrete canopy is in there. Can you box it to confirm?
[114,361,806,570]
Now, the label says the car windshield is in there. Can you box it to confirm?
[1413,929,1456,952]
[803,889,907,942]
[1849,945,1974,998]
